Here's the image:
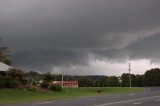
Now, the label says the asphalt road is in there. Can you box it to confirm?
[2,87,160,106]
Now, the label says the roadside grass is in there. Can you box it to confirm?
[0,87,144,104]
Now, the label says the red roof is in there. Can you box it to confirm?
[51,81,78,87]
[62,81,78,83]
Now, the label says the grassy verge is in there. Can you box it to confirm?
[0,87,144,104]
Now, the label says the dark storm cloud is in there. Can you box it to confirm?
[0,0,160,72]
[126,34,160,63]
[92,33,160,63]
[12,49,90,71]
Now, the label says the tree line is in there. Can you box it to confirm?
[26,68,160,87]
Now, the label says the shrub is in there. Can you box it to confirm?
[22,85,37,92]
[96,89,103,93]
[40,81,49,88]
[4,77,20,88]
[49,85,62,92]
[32,81,37,86]
[0,78,5,88]
[12,80,21,88]
[27,86,37,92]
[0,77,20,88]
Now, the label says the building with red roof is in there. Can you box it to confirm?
[52,81,78,88]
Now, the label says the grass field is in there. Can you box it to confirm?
[0,87,145,104]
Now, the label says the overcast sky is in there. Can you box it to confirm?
[1,0,160,76]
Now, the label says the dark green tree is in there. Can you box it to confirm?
[7,68,24,80]
[121,73,136,87]
[121,73,129,87]
[43,73,53,82]
[99,76,108,87]
[26,71,40,84]
[52,74,62,81]
[0,47,11,65]
[78,77,92,87]
[107,76,119,87]
[143,68,160,86]
[0,38,11,65]
[135,75,143,87]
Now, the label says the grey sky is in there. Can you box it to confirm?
[1,0,160,75]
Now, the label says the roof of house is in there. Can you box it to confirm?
[0,62,12,71]
[62,81,78,83]
[52,81,78,84]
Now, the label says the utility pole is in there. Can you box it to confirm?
[66,74,69,93]
[61,58,64,88]
[61,73,63,87]
[128,62,132,87]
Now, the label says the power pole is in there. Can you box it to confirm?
[128,63,132,87]
[61,73,63,87]
[61,58,64,88]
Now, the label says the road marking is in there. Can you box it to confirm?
[129,93,135,96]
[156,99,160,101]
[133,102,141,105]
[94,95,160,106]
[57,101,69,104]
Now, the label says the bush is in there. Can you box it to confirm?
[49,85,62,92]
[32,81,37,86]
[27,86,37,92]
[4,77,20,88]
[40,81,49,88]
[0,78,5,88]
[96,89,103,93]
[22,85,37,92]
[0,77,20,88]
[11,80,21,88]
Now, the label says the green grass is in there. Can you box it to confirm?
[0,87,144,104]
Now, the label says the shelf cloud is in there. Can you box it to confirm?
[1,0,160,75]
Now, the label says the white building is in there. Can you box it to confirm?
[0,62,12,76]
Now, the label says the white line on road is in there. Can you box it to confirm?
[94,95,160,106]
[156,99,160,101]
[57,101,69,104]
[133,102,141,105]
[128,93,135,96]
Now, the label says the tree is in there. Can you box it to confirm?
[0,47,11,65]
[25,71,40,84]
[135,75,143,87]
[0,39,11,65]
[107,76,119,87]
[0,68,25,88]
[7,68,24,80]
[121,73,129,87]
[121,73,136,87]
[98,76,108,87]
[43,73,53,82]
[92,79,101,87]
[52,74,62,81]
[78,77,92,87]
[143,68,160,86]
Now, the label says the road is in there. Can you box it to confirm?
[2,87,160,106]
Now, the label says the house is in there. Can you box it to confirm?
[0,62,12,76]
[52,81,78,88]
